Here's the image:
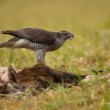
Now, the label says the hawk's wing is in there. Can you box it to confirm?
[2,28,57,44]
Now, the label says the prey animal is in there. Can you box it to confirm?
[0,28,74,63]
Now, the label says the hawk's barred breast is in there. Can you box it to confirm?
[26,39,64,51]
[15,38,64,52]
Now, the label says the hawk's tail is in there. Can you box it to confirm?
[0,41,15,48]
[0,42,8,48]
[1,30,19,37]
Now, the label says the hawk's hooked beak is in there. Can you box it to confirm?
[69,34,74,40]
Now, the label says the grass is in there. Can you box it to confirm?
[0,0,110,110]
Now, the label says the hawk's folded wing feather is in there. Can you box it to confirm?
[2,28,57,44]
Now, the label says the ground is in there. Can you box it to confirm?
[0,0,110,110]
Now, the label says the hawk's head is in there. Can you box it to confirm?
[58,31,74,41]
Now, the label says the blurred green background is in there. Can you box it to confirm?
[0,0,110,28]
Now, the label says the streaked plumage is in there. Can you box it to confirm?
[0,28,74,63]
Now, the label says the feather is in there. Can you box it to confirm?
[1,28,59,44]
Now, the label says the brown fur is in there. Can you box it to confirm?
[0,64,86,95]
[17,64,86,87]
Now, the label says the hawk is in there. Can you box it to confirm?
[0,28,74,63]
